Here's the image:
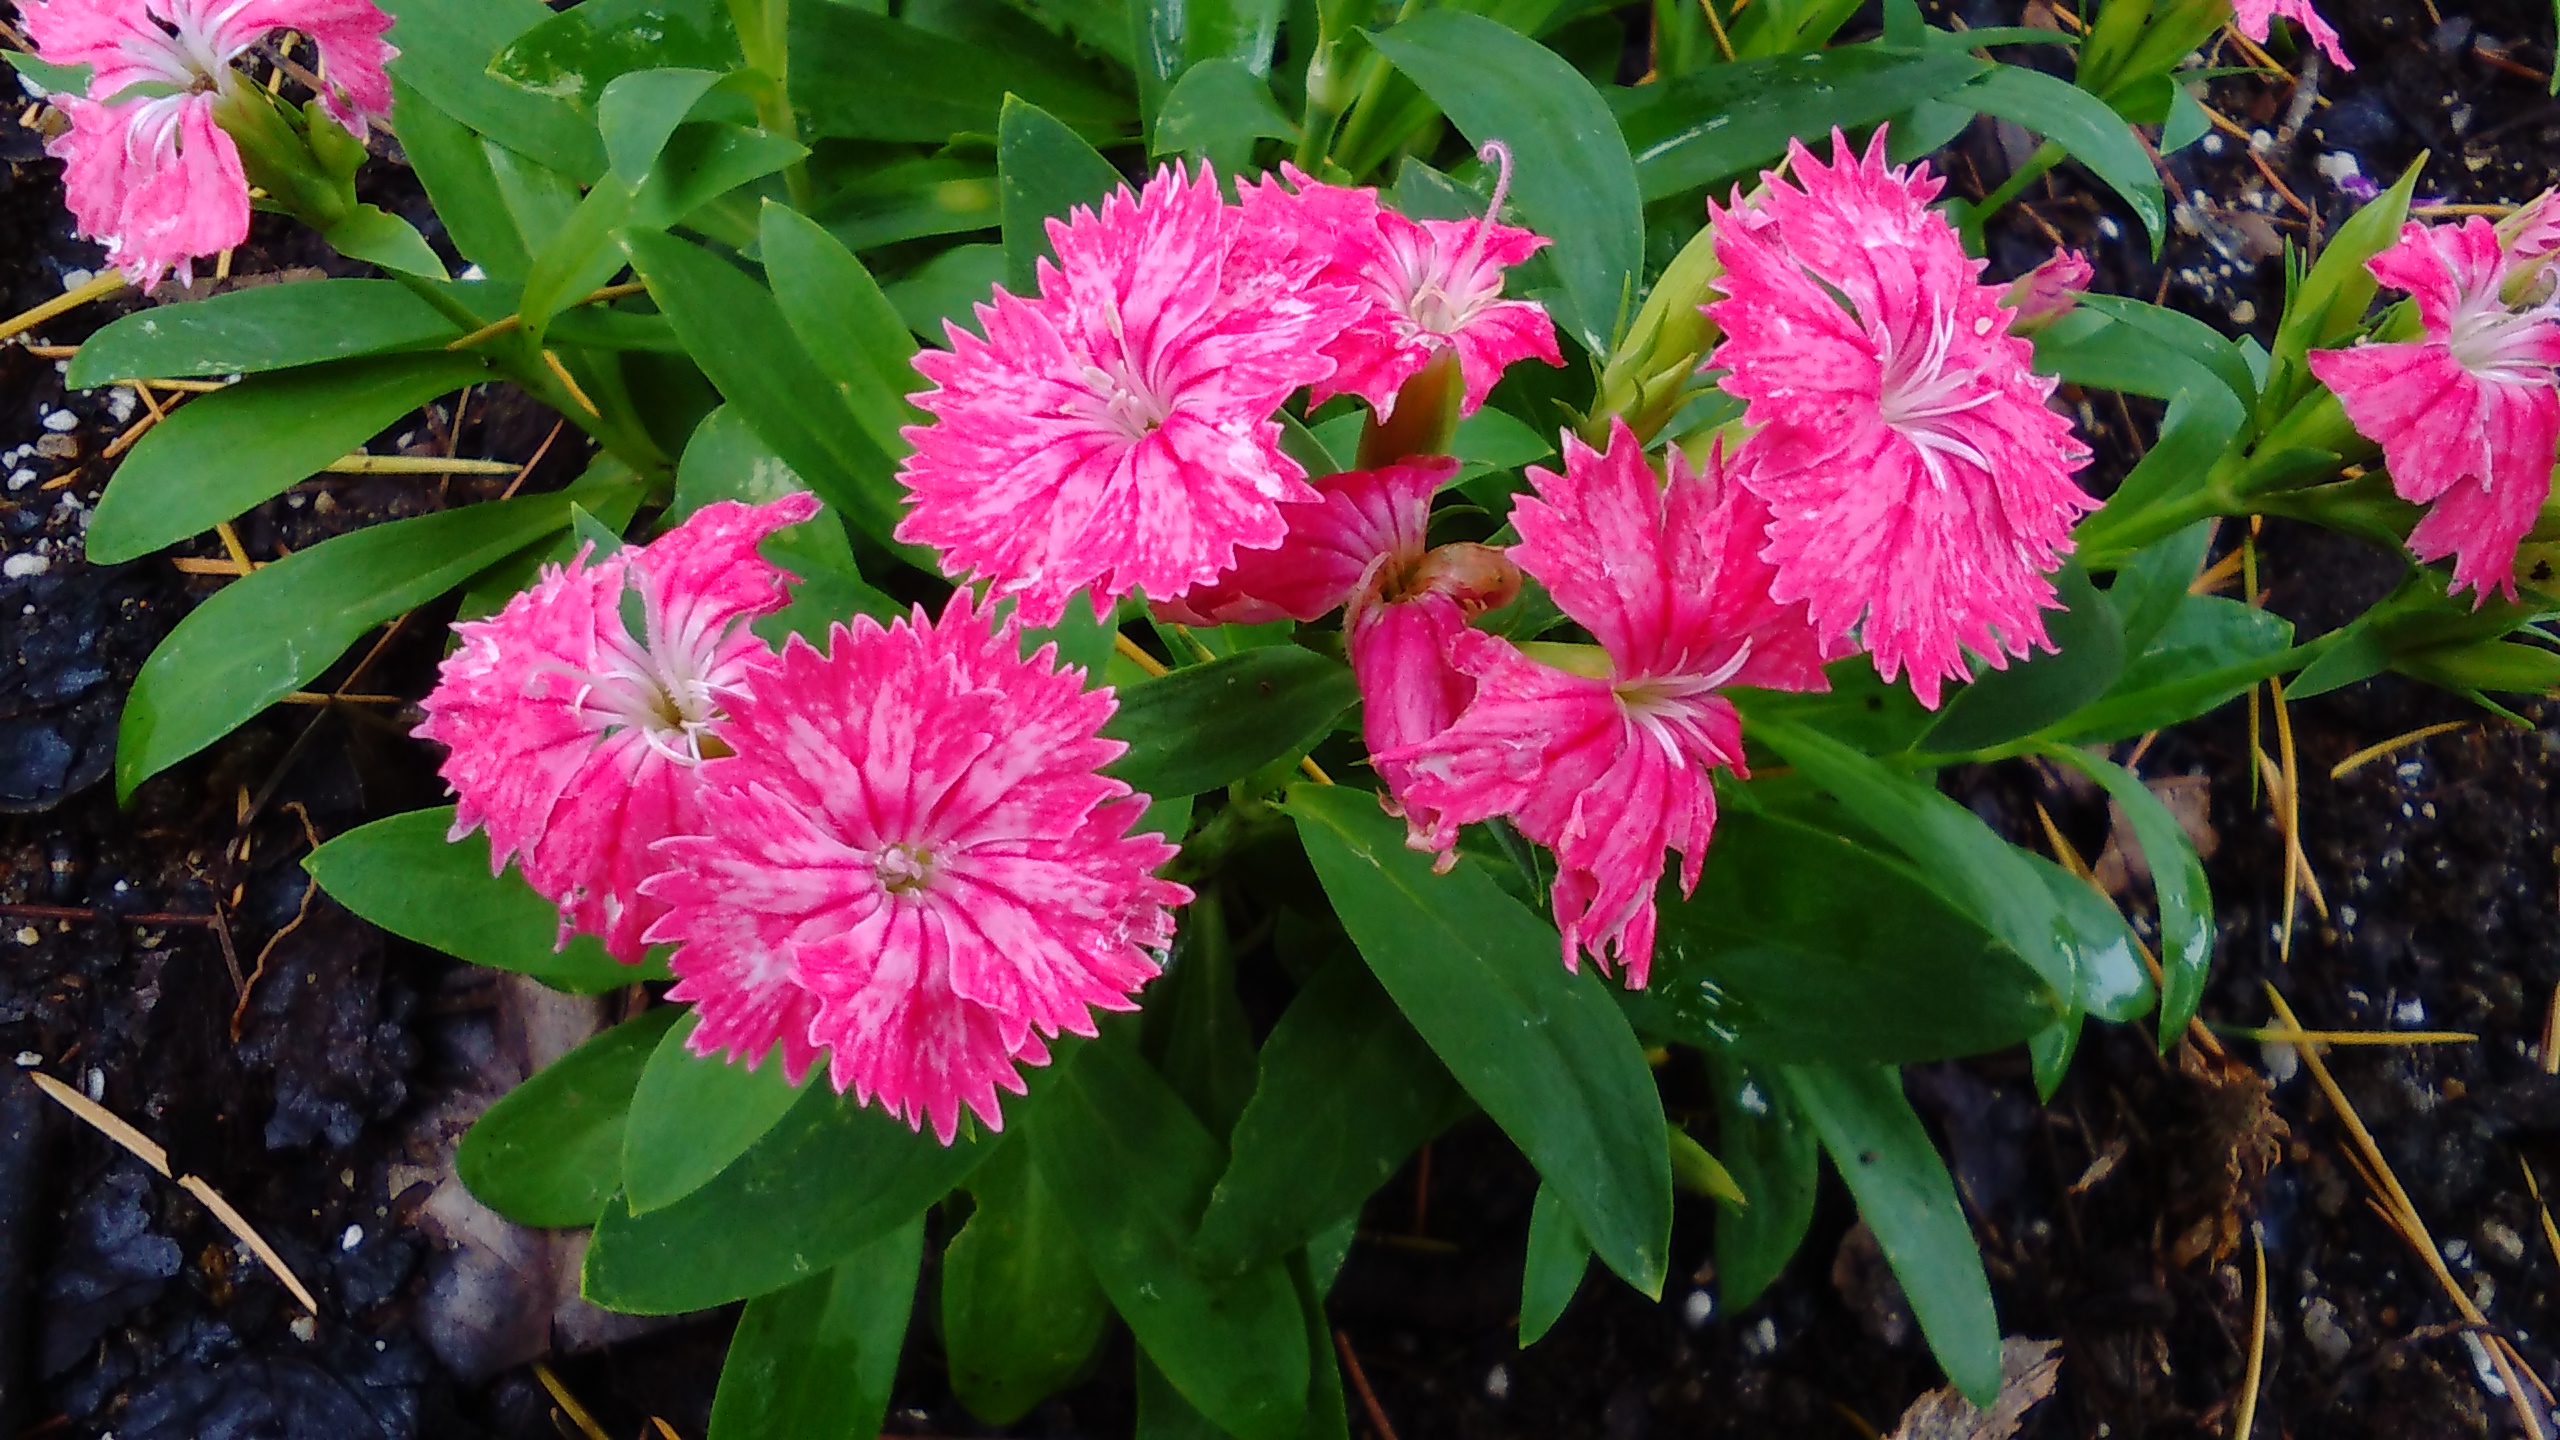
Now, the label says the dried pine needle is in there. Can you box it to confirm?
[2232,1226,2268,1440]
[0,270,125,344]
[2330,721,2470,781]
[532,1362,610,1440]
[2219,1026,2477,1046]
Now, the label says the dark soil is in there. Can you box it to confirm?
[4,2,2559,1437]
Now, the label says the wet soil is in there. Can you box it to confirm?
[4,1,2559,1437]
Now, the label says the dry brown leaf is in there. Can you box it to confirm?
[1887,1338,2064,1440]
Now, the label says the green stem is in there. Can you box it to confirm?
[388,270,670,479]
[1965,139,2066,237]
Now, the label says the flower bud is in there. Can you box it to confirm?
[2002,249,2092,335]
[1402,542,1521,616]
[1587,219,1726,445]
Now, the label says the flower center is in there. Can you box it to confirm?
[537,567,734,766]
[2447,281,2560,384]
[1078,360,1173,443]
[1873,307,1998,485]
[875,842,938,896]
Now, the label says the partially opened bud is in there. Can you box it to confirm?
[1401,541,1521,615]
[2003,249,2093,335]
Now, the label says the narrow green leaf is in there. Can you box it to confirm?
[487,0,742,110]
[456,1008,680,1227]
[2052,596,2295,743]
[391,78,537,280]
[598,67,725,181]
[1152,58,1298,165]
[1920,563,2125,755]
[1711,1053,1817,1310]
[519,176,637,342]
[1956,63,2165,251]
[2075,387,2246,559]
[623,228,913,554]
[2042,747,2213,1049]
[1193,958,1465,1277]
[1288,785,1671,1297]
[323,205,451,279]
[791,4,1135,144]
[709,1220,923,1440]
[379,0,607,181]
[999,95,1128,293]
[305,807,669,993]
[4,50,90,94]
[89,352,489,564]
[758,203,926,459]
[1518,1184,1591,1345]
[943,1135,1113,1424]
[1030,1042,1311,1440]
[68,280,457,386]
[622,1011,811,1215]
[1104,648,1359,797]
[119,491,595,797]
[1780,1064,2001,1407]
[1632,809,2061,1064]
[1610,45,1987,201]
[2106,521,2218,656]
[1367,10,1643,355]
[583,1066,1020,1312]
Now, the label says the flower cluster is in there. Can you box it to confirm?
[2311,203,2560,601]
[23,0,394,290]
[421,501,1189,1143]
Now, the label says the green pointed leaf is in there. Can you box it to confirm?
[1921,563,2125,755]
[2050,595,2295,743]
[119,490,600,797]
[791,5,1134,145]
[1610,44,1987,202]
[1956,62,2165,252]
[68,280,458,386]
[1711,1054,1817,1310]
[306,807,669,993]
[1780,1064,2001,1407]
[89,352,489,564]
[456,1008,680,1227]
[380,0,606,181]
[1633,808,2061,1063]
[709,1220,923,1440]
[622,1011,812,1215]
[1518,1184,1591,1346]
[1030,1042,1311,1440]
[487,0,741,110]
[1367,10,1643,355]
[1288,785,1671,1297]
[943,1135,1113,1424]
[598,67,725,181]
[1104,648,1359,797]
[1193,958,1466,1277]
[1152,58,1298,166]
[2042,747,2213,1052]
[392,79,535,280]
[324,205,451,278]
[999,96,1128,294]
[758,203,925,459]
[519,176,637,342]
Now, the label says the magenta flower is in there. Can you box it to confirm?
[897,163,1365,627]
[2004,249,2094,333]
[1382,423,1829,987]
[1706,130,2096,710]
[643,595,1190,1144]
[2309,215,2560,600]
[416,495,820,962]
[1152,458,1519,814]
[2234,0,2351,70]
[23,0,394,290]
[1244,147,1563,419]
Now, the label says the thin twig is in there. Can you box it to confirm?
[2233,1226,2268,1439]
[499,420,566,501]
[0,902,216,927]
[1335,1331,1402,1440]
[322,454,520,476]
[27,1071,321,1315]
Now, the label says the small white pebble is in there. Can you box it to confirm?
[2446,1237,2471,1265]
[1682,1289,1715,1327]
[2250,128,2274,153]
[4,554,52,579]
[12,1052,39,1067]
[2316,152,2364,185]
[2262,1041,2300,1083]
[107,387,136,423]
[40,409,77,433]
[459,263,487,281]
[290,1316,318,1343]
[7,469,32,491]
[2395,997,2427,1026]
[17,927,40,946]
[84,1068,105,1101]
[2098,216,2122,241]
[1484,1364,1511,1400]
[1742,1317,1779,1356]
[342,1223,364,1251]
[61,267,93,291]
[2231,300,2257,324]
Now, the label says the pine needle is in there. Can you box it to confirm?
[2219,1026,2477,1047]
[0,270,125,344]
[2330,721,2469,780]
[532,1362,610,1440]
[2232,1226,2268,1440]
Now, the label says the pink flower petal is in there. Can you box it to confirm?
[2233,0,2352,70]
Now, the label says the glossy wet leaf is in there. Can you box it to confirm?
[1630,810,2060,1063]
[1781,1063,2002,1406]
[1711,1054,1817,1310]
[456,1007,679,1227]
[793,4,1133,145]
[1921,564,2124,755]
[999,95,1128,293]
[1030,1042,1311,1440]
[119,490,603,797]
[1193,958,1466,1277]
[1955,63,2164,251]
[1152,58,1298,166]
[1289,786,1671,1297]
[1367,10,1643,355]
[69,281,457,385]
[943,1135,1113,1424]
[305,807,668,993]
[2051,596,2295,744]
[89,352,489,564]
[2044,748,2213,1052]
[709,1220,922,1440]
[622,1011,811,1215]
[323,205,449,278]
[1105,648,1359,797]
[1610,45,1986,201]
[380,0,605,181]
[488,0,739,110]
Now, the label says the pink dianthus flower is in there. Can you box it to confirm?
[642,594,1190,1144]
[2308,212,2560,600]
[416,495,820,962]
[2233,0,2351,71]
[1153,458,1518,818]
[1382,423,1828,987]
[1244,145,1565,419]
[896,163,1365,627]
[24,0,394,290]
[1706,130,2096,710]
